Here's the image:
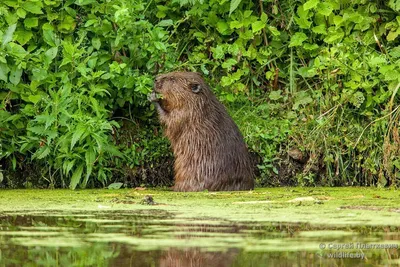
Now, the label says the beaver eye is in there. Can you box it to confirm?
[191,84,201,93]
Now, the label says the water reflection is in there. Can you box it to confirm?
[0,211,399,266]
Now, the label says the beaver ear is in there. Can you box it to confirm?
[191,83,201,93]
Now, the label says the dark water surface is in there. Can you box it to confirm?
[0,210,399,266]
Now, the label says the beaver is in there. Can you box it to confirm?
[150,71,254,191]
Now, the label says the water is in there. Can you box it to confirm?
[0,210,399,266]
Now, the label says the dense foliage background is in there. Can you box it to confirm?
[0,0,399,189]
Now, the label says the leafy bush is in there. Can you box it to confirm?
[0,0,399,188]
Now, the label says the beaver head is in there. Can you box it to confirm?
[153,72,208,113]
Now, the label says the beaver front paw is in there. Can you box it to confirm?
[148,91,159,102]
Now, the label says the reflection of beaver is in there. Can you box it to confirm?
[150,72,254,191]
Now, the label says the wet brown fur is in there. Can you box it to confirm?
[152,72,254,191]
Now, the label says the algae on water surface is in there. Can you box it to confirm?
[0,187,399,266]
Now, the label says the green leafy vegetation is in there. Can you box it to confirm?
[0,0,399,188]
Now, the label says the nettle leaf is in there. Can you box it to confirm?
[15,30,33,45]
[28,125,46,135]
[22,1,43,14]
[303,43,319,50]
[389,46,400,58]
[28,94,42,104]
[2,23,17,47]
[312,24,327,35]
[293,91,313,110]
[35,146,51,159]
[303,0,319,10]
[24,17,38,28]
[289,32,308,47]
[268,26,280,36]
[269,90,282,101]
[368,56,386,67]
[389,0,400,11]
[251,21,265,33]
[17,8,27,18]
[58,15,76,33]
[229,0,242,15]
[317,2,333,16]
[222,58,237,69]
[324,27,344,43]
[216,21,229,34]
[211,45,224,59]
[69,164,84,190]
[387,31,399,41]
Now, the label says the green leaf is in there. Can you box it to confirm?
[44,47,58,63]
[222,58,237,69]
[158,19,173,27]
[312,24,327,35]
[9,66,22,85]
[71,124,87,150]
[74,0,96,5]
[16,8,27,18]
[324,27,344,43]
[42,24,57,47]
[289,32,308,47]
[303,0,319,10]
[15,30,33,45]
[229,0,242,15]
[251,21,265,33]
[108,182,123,189]
[83,147,96,187]
[58,15,76,33]
[24,17,38,28]
[294,92,313,110]
[2,23,17,47]
[268,26,280,36]
[303,43,319,50]
[317,2,333,16]
[103,145,124,158]
[32,68,48,81]
[70,164,84,190]
[216,21,229,34]
[369,56,386,67]
[389,46,400,58]
[28,125,46,135]
[92,37,101,50]
[35,146,51,159]
[22,1,43,14]
[269,90,282,100]
[387,31,399,41]
[7,43,28,58]
[28,94,42,104]
[0,63,10,82]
